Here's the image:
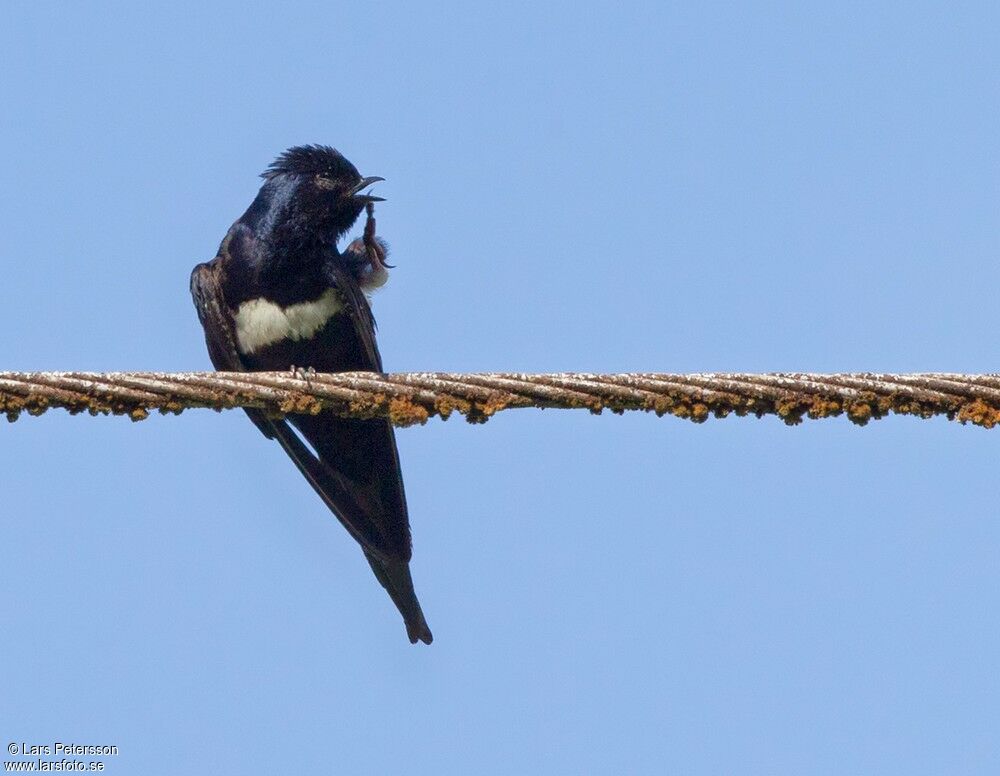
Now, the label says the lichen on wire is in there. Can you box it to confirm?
[0,371,999,428]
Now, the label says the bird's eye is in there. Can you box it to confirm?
[314,174,337,190]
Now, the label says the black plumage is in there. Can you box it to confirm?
[190,145,432,644]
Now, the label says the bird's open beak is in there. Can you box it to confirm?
[350,176,386,201]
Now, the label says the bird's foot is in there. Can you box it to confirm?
[363,201,394,270]
[289,365,317,379]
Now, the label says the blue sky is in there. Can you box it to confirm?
[1,2,998,773]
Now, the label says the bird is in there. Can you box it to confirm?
[190,145,432,644]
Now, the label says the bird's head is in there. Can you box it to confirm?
[261,145,384,240]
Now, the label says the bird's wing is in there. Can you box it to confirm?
[324,254,383,372]
[191,243,429,641]
[190,254,411,563]
[190,259,277,440]
[273,253,414,563]
[190,259,244,373]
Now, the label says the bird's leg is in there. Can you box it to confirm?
[289,365,317,379]
[341,203,392,289]
[363,202,394,270]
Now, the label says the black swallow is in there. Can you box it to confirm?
[190,145,432,644]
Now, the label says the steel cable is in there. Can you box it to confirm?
[0,371,998,428]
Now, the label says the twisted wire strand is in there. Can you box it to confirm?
[0,371,999,428]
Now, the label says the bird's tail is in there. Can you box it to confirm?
[365,552,433,645]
